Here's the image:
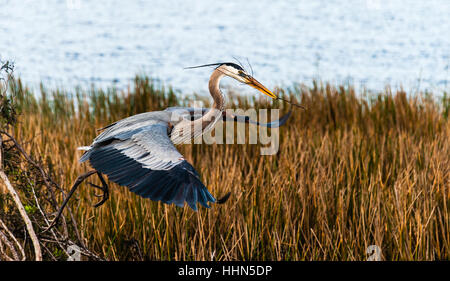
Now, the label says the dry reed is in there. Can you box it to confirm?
[1,77,449,260]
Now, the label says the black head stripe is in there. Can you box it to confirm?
[222,62,244,71]
[184,63,222,69]
[185,62,245,72]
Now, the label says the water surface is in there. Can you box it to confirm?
[1,0,449,95]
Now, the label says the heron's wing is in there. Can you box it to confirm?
[164,107,208,121]
[80,122,215,210]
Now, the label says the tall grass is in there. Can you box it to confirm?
[3,77,449,260]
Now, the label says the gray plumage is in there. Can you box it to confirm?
[79,110,215,210]
[78,63,289,210]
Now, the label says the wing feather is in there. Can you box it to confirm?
[80,120,215,210]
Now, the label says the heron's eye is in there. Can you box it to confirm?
[238,71,247,78]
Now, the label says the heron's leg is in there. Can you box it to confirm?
[45,170,97,231]
[88,172,109,208]
[221,109,292,128]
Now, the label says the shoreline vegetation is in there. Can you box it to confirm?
[0,72,449,260]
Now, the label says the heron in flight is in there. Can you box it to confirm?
[48,62,297,229]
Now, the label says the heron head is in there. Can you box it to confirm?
[186,62,305,109]
[215,62,277,99]
[185,62,277,99]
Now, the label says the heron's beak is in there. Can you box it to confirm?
[247,77,277,99]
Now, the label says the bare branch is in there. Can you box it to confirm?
[0,218,25,260]
[0,135,42,261]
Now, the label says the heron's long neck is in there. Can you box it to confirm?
[208,68,225,111]
[170,69,225,144]
[194,69,225,131]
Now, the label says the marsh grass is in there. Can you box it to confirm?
[1,77,449,260]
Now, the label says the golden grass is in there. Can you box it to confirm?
[3,77,450,260]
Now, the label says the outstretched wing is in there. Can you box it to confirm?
[80,122,215,210]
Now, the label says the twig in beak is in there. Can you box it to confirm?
[276,97,306,109]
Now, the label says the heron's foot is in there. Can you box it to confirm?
[93,192,109,208]
[87,181,109,208]
[87,182,106,197]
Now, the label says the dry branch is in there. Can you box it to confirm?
[0,135,42,261]
[0,217,25,260]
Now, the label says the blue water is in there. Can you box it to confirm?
[1,0,449,95]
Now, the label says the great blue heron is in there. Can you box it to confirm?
[48,62,298,229]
